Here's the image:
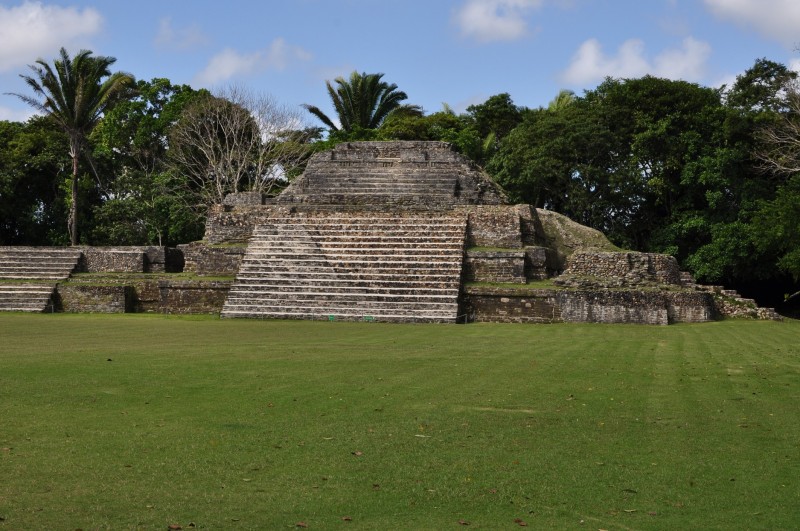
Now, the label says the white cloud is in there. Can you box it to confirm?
[454,0,543,43]
[0,1,102,72]
[0,105,35,122]
[714,73,738,91]
[703,0,800,47]
[194,38,312,86]
[651,38,712,80]
[790,58,800,74]
[154,17,208,51]
[560,37,712,85]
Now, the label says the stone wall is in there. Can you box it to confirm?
[82,249,144,273]
[461,206,522,248]
[462,287,563,323]
[524,246,551,280]
[223,191,264,206]
[56,280,230,314]
[464,250,526,283]
[77,246,183,273]
[56,285,133,313]
[462,285,717,324]
[558,290,670,325]
[179,242,246,276]
[562,252,682,286]
[668,291,719,322]
[157,280,230,314]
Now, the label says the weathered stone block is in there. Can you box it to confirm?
[463,206,522,248]
[82,249,145,273]
[179,242,245,276]
[157,280,230,314]
[223,191,264,206]
[563,252,681,286]
[464,250,526,282]
[56,285,132,313]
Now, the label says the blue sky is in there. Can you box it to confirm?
[1,0,799,123]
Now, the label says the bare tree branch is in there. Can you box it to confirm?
[168,85,310,206]
[757,81,800,176]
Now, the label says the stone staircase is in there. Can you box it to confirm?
[0,247,83,312]
[679,271,782,320]
[222,215,467,322]
[291,166,458,205]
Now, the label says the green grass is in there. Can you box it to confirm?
[1,315,799,529]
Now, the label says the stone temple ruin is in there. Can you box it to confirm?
[0,141,782,324]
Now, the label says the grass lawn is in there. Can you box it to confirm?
[1,314,799,529]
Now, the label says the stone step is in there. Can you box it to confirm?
[234,273,459,284]
[232,279,458,291]
[305,180,457,188]
[0,248,82,284]
[246,246,464,255]
[303,170,463,178]
[0,285,54,294]
[239,255,463,265]
[221,309,456,323]
[254,226,465,235]
[224,296,458,310]
[234,261,461,280]
[0,248,82,255]
[227,289,458,302]
[245,244,461,253]
[253,217,465,223]
[289,193,458,202]
[0,263,79,271]
[0,273,71,280]
[257,234,460,240]
[241,255,462,265]
[0,281,56,312]
[305,188,456,196]
[223,302,459,315]
[247,243,463,251]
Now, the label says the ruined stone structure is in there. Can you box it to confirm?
[0,141,782,323]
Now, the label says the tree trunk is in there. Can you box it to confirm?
[69,152,79,246]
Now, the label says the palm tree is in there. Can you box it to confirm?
[9,48,134,245]
[303,71,419,133]
[547,89,577,111]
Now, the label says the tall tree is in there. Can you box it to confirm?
[169,85,311,207]
[89,79,207,246]
[0,117,71,245]
[303,71,419,136]
[8,47,134,245]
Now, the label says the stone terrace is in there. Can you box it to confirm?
[222,214,466,322]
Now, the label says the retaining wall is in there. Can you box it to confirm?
[563,252,682,285]
[77,246,183,273]
[179,242,246,276]
[462,286,716,324]
[56,280,230,314]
